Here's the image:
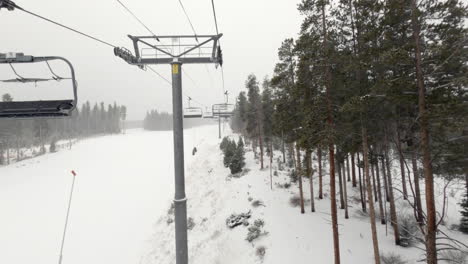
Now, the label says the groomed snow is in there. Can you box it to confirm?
[1,124,466,264]
[0,126,203,264]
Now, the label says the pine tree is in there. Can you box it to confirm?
[229,138,246,174]
[245,74,264,169]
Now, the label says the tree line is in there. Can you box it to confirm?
[143,110,173,131]
[0,93,127,165]
[231,0,467,263]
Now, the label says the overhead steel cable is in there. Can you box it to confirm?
[6,1,116,48]
[209,0,226,96]
[210,0,220,35]
[147,66,209,109]
[2,1,173,86]
[148,66,171,85]
[177,0,198,41]
[115,0,160,41]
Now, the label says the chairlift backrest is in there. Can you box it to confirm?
[0,53,78,118]
[212,103,234,117]
[203,110,214,119]
[183,107,203,118]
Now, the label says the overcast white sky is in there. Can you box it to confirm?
[1,0,302,120]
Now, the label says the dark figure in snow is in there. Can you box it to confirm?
[192,147,197,156]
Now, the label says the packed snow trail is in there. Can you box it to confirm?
[0,125,212,264]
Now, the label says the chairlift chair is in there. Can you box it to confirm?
[0,52,78,118]
[203,107,214,119]
[212,103,234,118]
[183,107,203,118]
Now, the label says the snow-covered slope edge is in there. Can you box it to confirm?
[142,128,468,264]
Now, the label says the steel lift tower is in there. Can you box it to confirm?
[115,34,223,264]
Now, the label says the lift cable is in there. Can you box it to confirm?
[110,0,209,107]
[2,1,208,111]
[177,0,198,41]
[6,1,116,48]
[176,0,216,92]
[147,66,209,109]
[148,66,171,85]
[209,0,226,96]
[210,0,220,35]
[2,1,174,85]
[115,0,160,42]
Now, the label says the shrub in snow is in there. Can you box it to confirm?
[229,143,245,174]
[256,246,266,261]
[220,137,230,151]
[273,170,278,176]
[246,219,267,242]
[440,249,467,264]
[226,211,252,229]
[49,140,57,153]
[222,137,246,175]
[289,195,302,207]
[223,140,237,167]
[381,252,407,264]
[187,217,195,230]
[251,200,265,208]
[276,182,291,189]
[398,213,420,247]
[289,169,298,183]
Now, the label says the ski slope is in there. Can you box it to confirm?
[0,126,208,264]
[2,124,467,264]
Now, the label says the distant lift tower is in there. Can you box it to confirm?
[115,34,223,264]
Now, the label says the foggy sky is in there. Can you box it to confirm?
[1,0,302,120]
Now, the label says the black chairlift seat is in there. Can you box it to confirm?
[0,53,78,118]
[0,100,74,118]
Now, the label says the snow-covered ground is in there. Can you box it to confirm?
[1,124,466,264]
[0,126,205,264]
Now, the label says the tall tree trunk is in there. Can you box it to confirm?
[380,157,390,202]
[291,143,296,170]
[384,134,401,245]
[411,151,424,224]
[371,161,378,202]
[396,124,408,200]
[282,130,286,164]
[411,1,437,262]
[270,141,273,190]
[337,158,345,210]
[258,125,264,170]
[342,162,349,219]
[346,156,351,182]
[307,150,315,212]
[357,152,366,212]
[253,138,258,159]
[318,148,323,199]
[321,3,340,262]
[374,159,386,224]
[351,152,357,187]
[296,144,305,214]
[362,126,381,264]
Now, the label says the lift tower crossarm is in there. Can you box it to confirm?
[115,34,223,67]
